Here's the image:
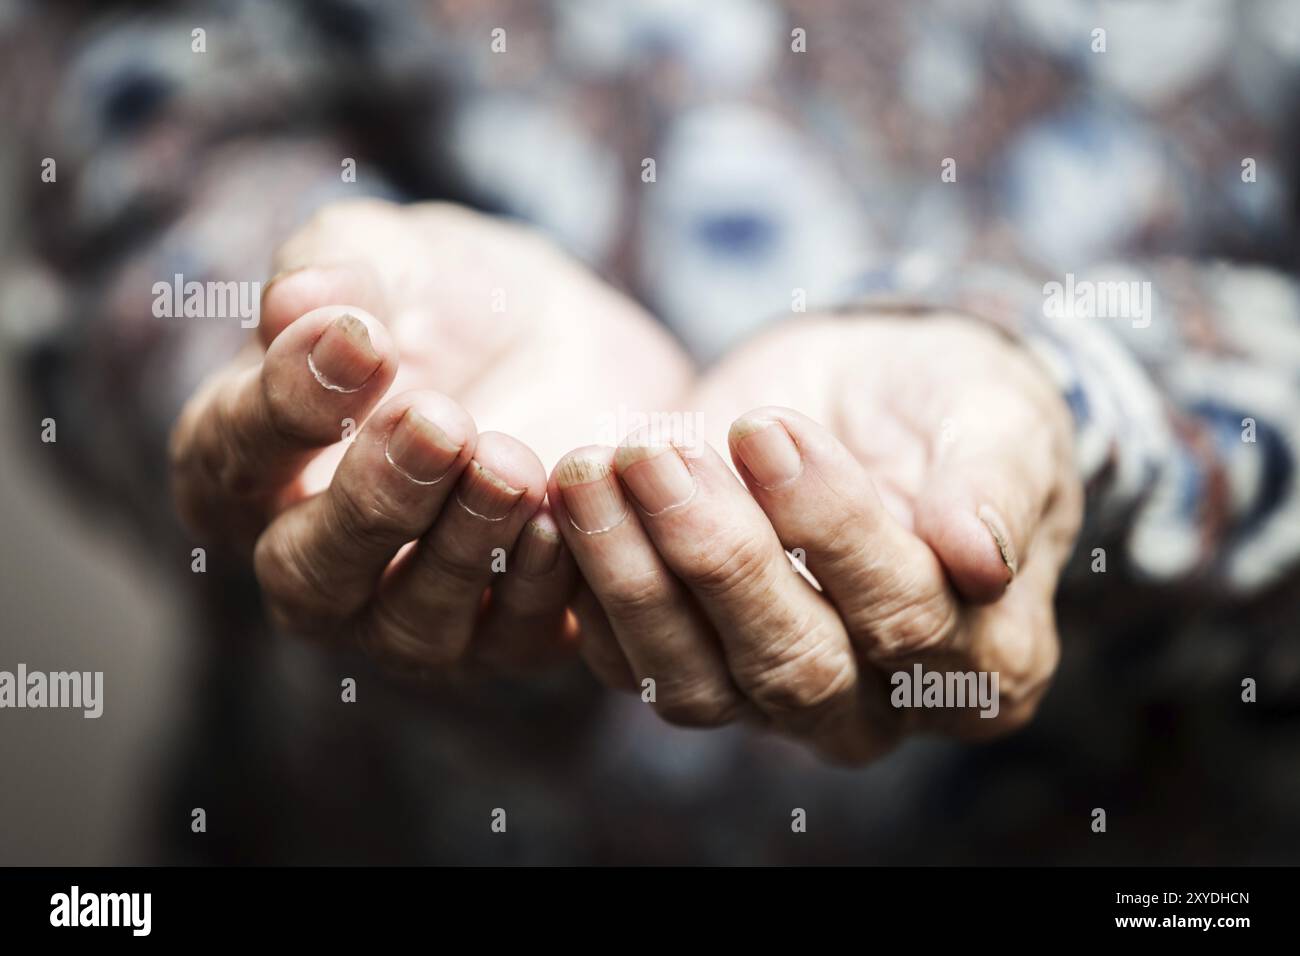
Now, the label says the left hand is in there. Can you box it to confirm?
[547,311,1084,763]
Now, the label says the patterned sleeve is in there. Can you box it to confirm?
[859,256,1300,598]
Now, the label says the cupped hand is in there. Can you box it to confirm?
[549,312,1084,762]
[169,199,692,676]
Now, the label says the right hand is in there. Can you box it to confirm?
[168,200,692,677]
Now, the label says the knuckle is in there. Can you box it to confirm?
[740,631,856,716]
[861,585,959,661]
[329,480,413,552]
[600,569,673,620]
[253,527,346,622]
[817,511,877,570]
[420,538,492,593]
[678,533,771,601]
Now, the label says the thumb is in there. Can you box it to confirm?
[914,418,1057,604]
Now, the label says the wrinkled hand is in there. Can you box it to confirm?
[549,313,1083,763]
[170,200,691,675]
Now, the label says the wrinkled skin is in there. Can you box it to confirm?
[170,200,1083,762]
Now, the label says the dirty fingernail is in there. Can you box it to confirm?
[514,516,564,575]
[308,313,380,392]
[556,451,628,534]
[385,408,462,485]
[456,460,525,521]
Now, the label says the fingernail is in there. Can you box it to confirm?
[308,313,380,392]
[456,460,525,521]
[556,452,628,534]
[977,505,1018,578]
[385,408,462,485]
[615,442,696,515]
[731,418,803,488]
[514,517,563,575]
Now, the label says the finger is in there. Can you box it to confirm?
[252,390,476,634]
[259,261,387,349]
[611,432,891,762]
[910,529,1064,740]
[367,432,545,667]
[170,307,397,546]
[727,407,961,663]
[911,393,1065,602]
[917,462,1079,737]
[572,583,637,692]
[258,198,415,346]
[549,446,744,728]
[473,506,582,672]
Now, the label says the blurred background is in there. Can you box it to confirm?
[2,0,1300,864]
